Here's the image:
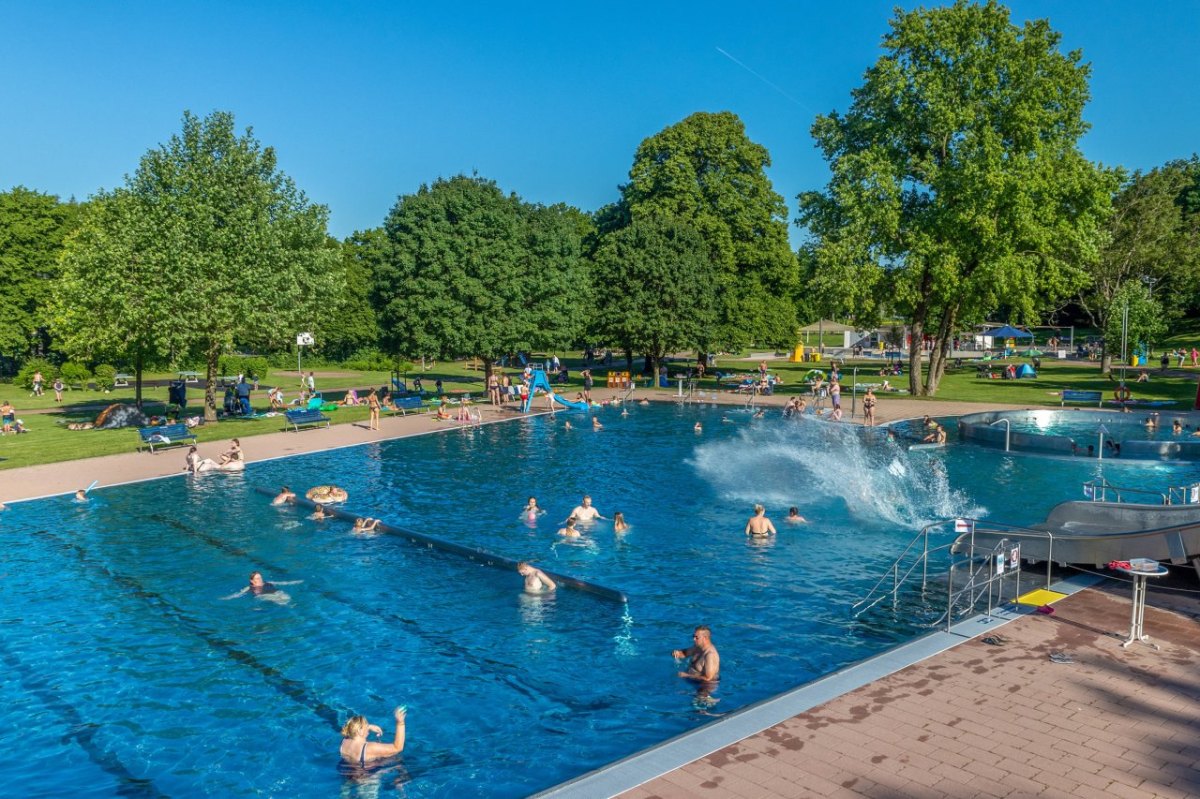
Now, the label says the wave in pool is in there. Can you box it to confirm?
[690,418,981,528]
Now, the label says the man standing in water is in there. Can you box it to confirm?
[672,625,720,682]
[570,495,606,522]
[745,504,777,537]
[517,562,557,594]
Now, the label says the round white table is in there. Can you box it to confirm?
[1113,562,1169,649]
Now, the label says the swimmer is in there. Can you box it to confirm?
[73,489,89,502]
[522,497,543,516]
[1173,419,1183,435]
[721,415,734,424]
[613,511,630,533]
[564,420,572,430]
[339,706,407,766]
[672,625,720,683]
[785,507,807,524]
[592,416,603,430]
[753,409,765,419]
[517,561,557,593]
[312,504,331,521]
[621,408,629,417]
[569,495,605,522]
[352,517,380,533]
[639,399,650,406]
[921,422,946,444]
[272,486,296,506]
[694,422,702,433]
[557,517,581,538]
[222,571,302,603]
[745,504,776,537]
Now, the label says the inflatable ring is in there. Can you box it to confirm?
[306,485,348,504]
[1114,387,1131,402]
[804,369,826,383]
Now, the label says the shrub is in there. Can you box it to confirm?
[17,358,57,390]
[59,362,92,389]
[93,364,117,391]
[219,355,270,383]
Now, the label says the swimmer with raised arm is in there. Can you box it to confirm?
[352,517,380,533]
[517,561,557,594]
[745,504,776,537]
[272,486,296,505]
[672,625,720,683]
[569,495,606,522]
[339,706,407,766]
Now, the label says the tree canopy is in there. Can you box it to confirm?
[589,216,717,377]
[374,175,585,369]
[621,111,799,350]
[798,0,1115,394]
[56,111,339,416]
[0,188,79,356]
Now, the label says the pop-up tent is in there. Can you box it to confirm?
[1016,363,1037,378]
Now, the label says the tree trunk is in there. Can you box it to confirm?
[204,344,220,422]
[624,349,633,372]
[908,319,925,396]
[925,305,958,396]
[134,352,145,409]
[646,354,658,386]
[483,356,493,380]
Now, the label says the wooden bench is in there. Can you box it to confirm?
[284,408,331,432]
[137,423,197,453]
[1061,389,1103,407]
[385,396,427,416]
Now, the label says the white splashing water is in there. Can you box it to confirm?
[691,419,981,528]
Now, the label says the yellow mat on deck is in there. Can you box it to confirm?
[1015,588,1068,606]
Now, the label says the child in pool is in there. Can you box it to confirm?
[613,512,630,533]
[785,507,807,523]
[522,497,543,520]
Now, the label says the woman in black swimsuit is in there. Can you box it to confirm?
[339,707,407,766]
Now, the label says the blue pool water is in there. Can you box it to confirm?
[3,403,1199,797]
[986,410,1200,443]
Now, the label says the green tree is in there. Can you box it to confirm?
[374,176,584,374]
[132,111,339,418]
[0,187,79,357]
[320,230,382,360]
[1082,158,1200,371]
[798,0,1115,395]
[53,191,187,406]
[590,216,717,379]
[1104,282,1166,366]
[621,111,799,352]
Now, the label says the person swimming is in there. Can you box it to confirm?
[522,497,543,521]
[312,504,331,520]
[557,517,581,538]
[223,571,302,604]
[74,488,89,502]
[517,561,557,594]
[592,417,603,430]
[613,511,630,533]
[564,420,572,430]
[272,486,296,505]
[352,517,380,533]
[694,422,702,433]
[339,707,407,767]
[785,506,807,523]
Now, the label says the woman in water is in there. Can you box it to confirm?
[352,518,380,533]
[223,571,302,603]
[522,497,543,521]
[340,707,407,767]
[613,512,630,533]
[592,417,603,430]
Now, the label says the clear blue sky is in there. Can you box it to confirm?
[2,1,1196,242]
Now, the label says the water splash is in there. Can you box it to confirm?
[690,419,979,528]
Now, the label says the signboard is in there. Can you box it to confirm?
[296,332,315,346]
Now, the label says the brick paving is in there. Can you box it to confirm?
[620,589,1200,799]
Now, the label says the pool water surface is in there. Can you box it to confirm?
[3,403,1198,797]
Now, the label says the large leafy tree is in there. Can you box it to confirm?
[0,187,79,357]
[56,111,339,418]
[1081,158,1200,370]
[320,230,383,361]
[1103,282,1166,366]
[53,192,188,406]
[590,216,717,378]
[621,111,799,351]
[798,0,1115,395]
[374,175,585,373]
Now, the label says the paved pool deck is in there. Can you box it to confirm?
[609,584,1200,799]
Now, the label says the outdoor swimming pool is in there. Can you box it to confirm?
[957,408,1200,460]
[4,403,1199,797]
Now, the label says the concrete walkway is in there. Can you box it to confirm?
[620,588,1200,799]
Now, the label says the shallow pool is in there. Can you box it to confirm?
[3,403,1198,797]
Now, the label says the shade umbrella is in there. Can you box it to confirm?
[987,325,1033,339]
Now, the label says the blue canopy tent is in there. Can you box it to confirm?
[987,325,1033,339]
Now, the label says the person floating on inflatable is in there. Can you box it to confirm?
[306,485,349,504]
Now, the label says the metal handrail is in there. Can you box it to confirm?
[1083,479,1168,505]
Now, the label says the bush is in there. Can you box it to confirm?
[59,362,92,389]
[17,358,57,390]
[93,364,117,391]
[344,347,394,372]
[220,355,270,383]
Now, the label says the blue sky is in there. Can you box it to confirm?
[2,1,1196,241]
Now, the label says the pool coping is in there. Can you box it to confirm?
[530,571,1103,799]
